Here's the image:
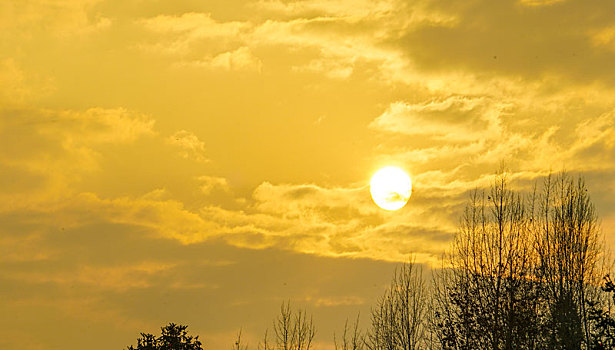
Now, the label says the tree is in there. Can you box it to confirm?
[587,275,615,349]
[335,314,365,350]
[432,172,608,349]
[531,173,603,349]
[127,323,203,350]
[432,174,541,350]
[233,329,249,350]
[367,259,428,350]
[260,301,316,350]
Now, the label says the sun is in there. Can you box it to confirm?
[370,166,412,211]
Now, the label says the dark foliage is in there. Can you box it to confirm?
[127,323,203,350]
[588,275,615,350]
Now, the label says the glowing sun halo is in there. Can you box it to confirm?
[370,166,412,211]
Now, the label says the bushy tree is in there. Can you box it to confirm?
[128,323,203,350]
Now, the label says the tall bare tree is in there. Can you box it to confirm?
[335,314,366,350]
[367,259,428,350]
[233,329,248,350]
[432,174,541,350]
[531,173,603,349]
[432,171,608,349]
[260,301,316,350]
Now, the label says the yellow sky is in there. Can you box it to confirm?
[2,0,615,348]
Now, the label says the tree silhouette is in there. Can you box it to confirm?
[260,301,316,350]
[367,259,428,350]
[531,174,603,349]
[127,323,203,350]
[432,174,541,349]
[233,329,249,350]
[432,172,608,349]
[587,275,615,350]
[335,314,365,350]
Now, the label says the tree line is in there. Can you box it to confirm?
[127,172,615,350]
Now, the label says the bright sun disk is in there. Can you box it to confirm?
[370,166,412,211]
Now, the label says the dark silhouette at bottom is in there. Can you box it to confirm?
[127,323,203,350]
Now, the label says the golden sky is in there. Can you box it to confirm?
[2,0,615,348]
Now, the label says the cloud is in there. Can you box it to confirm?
[250,0,396,18]
[197,175,230,194]
[72,192,220,244]
[246,16,410,81]
[394,0,615,86]
[369,96,508,141]
[2,261,177,292]
[0,0,111,38]
[0,212,401,348]
[140,12,246,37]
[251,182,376,219]
[167,130,209,163]
[0,232,53,263]
[60,107,156,143]
[566,111,615,169]
[136,4,455,82]
[0,107,155,153]
[589,25,615,51]
[2,174,454,266]
[0,59,29,105]
[302,295,365,307]
[138,12,248,55]
[191,181,456,265]
[178,47,263,72]
[208,47,262,71]
[368,85,615,196]
[2,1,612,269]
[518,0,566,6]
[0,107,156,205]
[292,58,354,79]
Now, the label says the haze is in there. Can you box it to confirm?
[1,0,615,349]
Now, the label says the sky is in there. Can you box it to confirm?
[1,0,615,349]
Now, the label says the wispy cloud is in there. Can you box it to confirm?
[177,47,263,72]
[0,107,156,205]
[370,96,508,141]
[167,130,209,163]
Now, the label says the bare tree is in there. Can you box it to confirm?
[335,314,366,350]
[261,301,316,350]
[367,259,428,350]
[432,174,541,350]
[431,171,609,349]
[233,329,248,350]
[531,173,604,349]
